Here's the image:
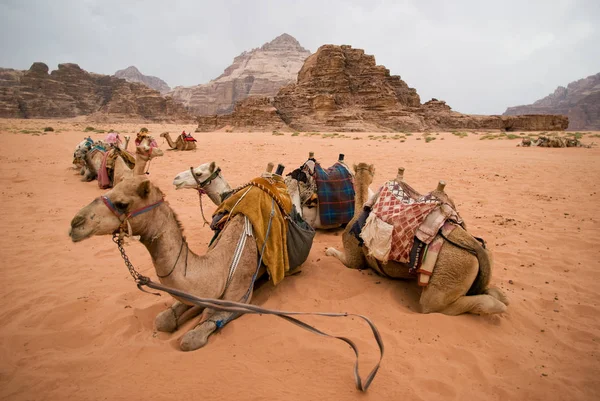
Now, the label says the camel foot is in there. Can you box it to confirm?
[325,247,340,257]
[486,287,510,306]
[180,321,216,351]
[155,308,178,333]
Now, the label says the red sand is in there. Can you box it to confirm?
[1,120,599,401]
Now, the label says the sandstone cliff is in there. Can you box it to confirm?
[197,45,567,132]
[170,33,311,115]
[0,62,191,121]
[114,66,171,94]
[504,72,600,130]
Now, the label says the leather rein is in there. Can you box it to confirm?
[190,166,221,226]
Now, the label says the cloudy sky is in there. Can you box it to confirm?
[1,0,598,114]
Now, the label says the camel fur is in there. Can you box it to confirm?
[325,163,509,316]
[69,176,260,351]
[160,132,197,151]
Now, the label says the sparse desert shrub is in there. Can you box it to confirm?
[425,136,436,143]
[84,126,95,132]
[225,129,233,133]
[416,137,422,141]
[405,132,413,136]
[108,128,116,133]
[452,131,468,138]
[43,126,54,132]
[94,129,106,134]
[506,134,520,140]
[292,132,300,136]
[272,131,284,136]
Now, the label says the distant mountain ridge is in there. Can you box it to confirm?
[169,33,311,115]
[114,66,171,94]
[504,72,600,130]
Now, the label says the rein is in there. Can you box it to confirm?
[190,166,222,226]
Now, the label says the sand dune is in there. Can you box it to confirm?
[0,120,599,401]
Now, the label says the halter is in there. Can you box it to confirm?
[190,166,222,226]
[101,195,164,237]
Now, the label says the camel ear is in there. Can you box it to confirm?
[209,161,216,173]
[369,164,375,173]
[353,163,358,173]
[136,180,151,199]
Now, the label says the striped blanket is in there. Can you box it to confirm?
[314,162,355,226]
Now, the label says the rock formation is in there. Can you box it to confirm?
[196,96,288,132]
[504,72,600,130]
[0,62,191,121]
[114,66,171,94]
[196,45,568,132]
[170,33,311,115]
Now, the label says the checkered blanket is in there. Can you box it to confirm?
[371,181,441,264]
[314,162,355,226]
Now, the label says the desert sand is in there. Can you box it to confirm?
[0,119,599,401]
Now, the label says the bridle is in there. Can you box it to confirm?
[101,195,164,238]
[190,166,222,225]
[354,166,374,177]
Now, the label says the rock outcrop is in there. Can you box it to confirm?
[196,96,287,132]
[0,62,191,121]
[170,33,311,115]
[504,72,600,130]
[114,66,171,94]
[196,44,567,132]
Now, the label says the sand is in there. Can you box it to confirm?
[0,119,599,401]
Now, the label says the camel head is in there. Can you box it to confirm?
[353,163,375,187]
[172,162,218,190]
[136,139,164,158]
[69,176,164,242]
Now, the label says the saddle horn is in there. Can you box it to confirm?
[275,164,285,176]
[338,153,345,162]
[396,167,405,181]
[436,180,446,192]
[308,151,315,159]
[265,162,274,173]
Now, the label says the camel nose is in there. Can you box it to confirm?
[174,175,180,181]
[71,214,86,228]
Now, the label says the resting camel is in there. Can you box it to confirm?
[325,164,509,316]
[69,176,262,351]
[82,137,162,184]
[160,132,197,151]
[285,152,374,229]
[113,140,164,183]
[172,161,233,205]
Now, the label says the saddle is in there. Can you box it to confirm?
[181,133,197,142]
[313,162,355,226]
[353,180,465,285]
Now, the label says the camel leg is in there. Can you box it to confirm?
[180,310,236,351]
[485,286,510,305]
[325,232,365,270]
[325,247,350,266]
[155,301,198,332]
[419,244,506,316]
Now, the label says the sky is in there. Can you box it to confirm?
[0,0,598,114]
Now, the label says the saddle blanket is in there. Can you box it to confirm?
[314,162,355,226]
[181,133,197,142]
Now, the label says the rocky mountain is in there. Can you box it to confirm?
[114,66,171,94]
[197,44,568,132]
[504,73,600,130]
[0,62,191,121]
[170,33,311,115]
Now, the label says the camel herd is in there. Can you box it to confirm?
[69,133,508,352]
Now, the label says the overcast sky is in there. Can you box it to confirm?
[1,0,598,114]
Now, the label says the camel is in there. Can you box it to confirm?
[69,176,263,351]
[82,137,163,184]
[325,164,509,316]
[160,132,197,151]
[172,161,233,206]
[113,140,164,184]
[284,152,374,229]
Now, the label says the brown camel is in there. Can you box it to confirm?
[69,176,260,351]
[325,163,509,316]
[160,132,197,151]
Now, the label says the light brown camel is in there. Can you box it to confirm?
[325,163,509,316]
[284,152,374,229]
[113,141,164,183]
[160,132,197,151]
[69,176,261,351]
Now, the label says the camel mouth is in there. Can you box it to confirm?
[174,181,187,190]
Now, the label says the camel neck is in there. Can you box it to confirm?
[138,203,192,278]
[354,178,369,212]
[204,176,232,205]
[133,155,148,175]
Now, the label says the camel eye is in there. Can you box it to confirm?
[115,202,128,211]
[194,171,201,176]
